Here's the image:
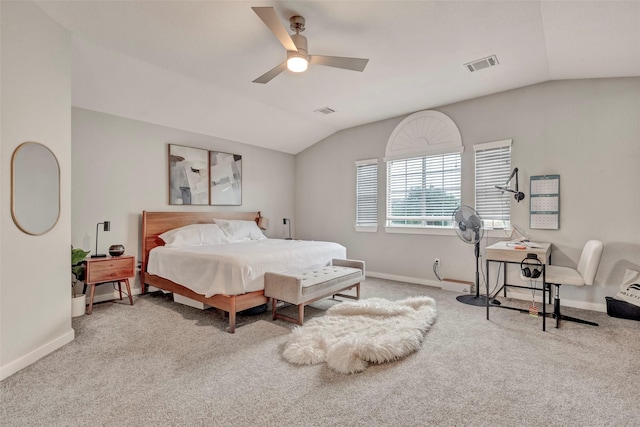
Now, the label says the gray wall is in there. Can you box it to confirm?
[71,108,296,300]
[1,1,73,379]
[296,78,640,311]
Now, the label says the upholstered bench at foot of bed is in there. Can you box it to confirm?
[264,259,365,325]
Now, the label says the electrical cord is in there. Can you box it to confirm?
[478,252,503,298]
[480,233,501,297]
[111,281,130,299]
[433,260,442,281]
[477,230,503,299]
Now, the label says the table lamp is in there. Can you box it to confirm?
[91,221,110,258]
[283,218,292,240]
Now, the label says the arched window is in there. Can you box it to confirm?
[385,110,463,230]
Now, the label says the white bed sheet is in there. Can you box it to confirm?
[147,239,347,297]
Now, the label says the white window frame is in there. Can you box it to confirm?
[385,149,462,233]
[474,139,512,231]
[355,159,378,232]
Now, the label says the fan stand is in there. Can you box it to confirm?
[456,241,500,306]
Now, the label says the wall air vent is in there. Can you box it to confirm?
[464,55,499,72]
[314,107,336,115]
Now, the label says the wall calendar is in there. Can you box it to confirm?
[530,175,560,229]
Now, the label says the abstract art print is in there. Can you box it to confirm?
[210,151,242,205]
[168,144,209,205]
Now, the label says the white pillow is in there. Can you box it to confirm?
[159,223,230,247]
[214,219,266,241]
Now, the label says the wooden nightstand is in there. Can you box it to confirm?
[84,254,135,315]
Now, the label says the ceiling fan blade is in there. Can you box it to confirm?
[251,7,297,52]
[309,55,369,72]
[252,62,287,84]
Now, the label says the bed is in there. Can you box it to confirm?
[140,211,346,333]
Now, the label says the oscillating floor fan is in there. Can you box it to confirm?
[452,206,499,306]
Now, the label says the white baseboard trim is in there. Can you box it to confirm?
[0,329,75,381]
[366,271,607,313]
[367,271,441,288]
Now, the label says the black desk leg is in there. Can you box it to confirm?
[503,261,507,297]
[542,265,546,331]
[486,258,490,320]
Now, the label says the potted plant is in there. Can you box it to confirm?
[71,246,90,317]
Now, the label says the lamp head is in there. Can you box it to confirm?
[103,221,110,232]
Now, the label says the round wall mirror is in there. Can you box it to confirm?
[11,141,60,235]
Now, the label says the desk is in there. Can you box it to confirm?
[485,242,551,331]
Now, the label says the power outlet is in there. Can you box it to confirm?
[434,258,440,266]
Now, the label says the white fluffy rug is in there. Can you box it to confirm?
[282,296,437,374]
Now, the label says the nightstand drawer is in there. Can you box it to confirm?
[88,266,133,282]
[85,255,135,284]
[89,258,133,272]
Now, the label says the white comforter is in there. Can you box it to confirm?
[147,239,347,297]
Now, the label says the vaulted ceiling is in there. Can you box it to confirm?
[36,1,640,154]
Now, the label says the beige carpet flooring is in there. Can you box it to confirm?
[2,277,639,426]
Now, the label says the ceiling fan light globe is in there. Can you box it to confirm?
[287,56,308,72]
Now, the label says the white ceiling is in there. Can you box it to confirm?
[35,1,640,154]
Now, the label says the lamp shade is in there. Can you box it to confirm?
[287,55,308,72]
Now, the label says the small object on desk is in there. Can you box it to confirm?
[515,245,526,249]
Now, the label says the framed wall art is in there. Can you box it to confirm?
[210,151,242,206]
[168,144,210,205]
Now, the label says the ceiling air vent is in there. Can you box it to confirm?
[464,55,499,72]
[314,107,336,115]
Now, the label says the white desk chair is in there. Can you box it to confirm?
[545,240,604,328]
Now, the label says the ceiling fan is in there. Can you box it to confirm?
[251,7,369,84]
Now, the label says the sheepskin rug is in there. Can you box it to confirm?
[282,296,437,374]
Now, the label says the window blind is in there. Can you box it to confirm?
[355,159,378,227]
[474,140,512,228]
[386,152,461,227]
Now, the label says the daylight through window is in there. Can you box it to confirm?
[355,159,378,231]
[474,140,512,229]
[386,152,461,228]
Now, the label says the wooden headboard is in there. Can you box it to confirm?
[140,210,261,275]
